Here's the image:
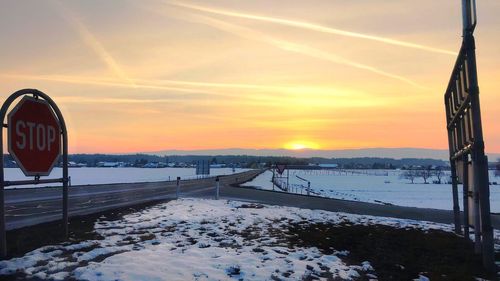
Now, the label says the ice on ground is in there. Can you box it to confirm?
[242,169,500,212]
[1,198,480,281]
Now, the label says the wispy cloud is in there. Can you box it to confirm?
[3,73,387,108]
[169,1,456,56]
[6,73,328,96]
[173,13,426,89]
[56,96,178,104]
[2,71,366,100]
[50,0,135,86]
[1,73,206,95]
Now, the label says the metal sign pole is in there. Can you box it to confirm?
[0,89,69,259]
[462,1,494,268]
[462,157,470,240]
[442,0,495,272]
[0,127,6,258]
[62,126,69,238]
[445,94,462,234]
[472,166,481,254]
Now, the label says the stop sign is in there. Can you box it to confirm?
[7,96,61,176]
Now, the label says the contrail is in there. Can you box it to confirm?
[132,78,355,98]
[0,73,314,104]
[3,73,382,107]
[178,13,426,89]
[57,96,179,104]
[51,0,136,86]
[1,73,223,96]
[169,1,456,56]
[1,73,262,105]
[7,71,349,97]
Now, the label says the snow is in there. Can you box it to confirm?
[414,275,430,281]
[4,167,248,189]
[2,198,481,281]
[242,169,500,212]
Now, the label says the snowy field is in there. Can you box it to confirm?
[1,198,486,281]
[4,167,248,189]
[242,169,500,212]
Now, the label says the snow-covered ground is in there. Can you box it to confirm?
[4,167,248,189]
[1,198,482,281]
[242,169,500,212]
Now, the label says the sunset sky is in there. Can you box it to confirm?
[1,0,499,154]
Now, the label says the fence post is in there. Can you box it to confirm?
[272,168,275,191]
[215,176,220,200]
[176,177,180,199]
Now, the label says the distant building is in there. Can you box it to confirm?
[96,162,125,168]
[306,163,339,170]
[143,162,168,168]
[318,164,339,169]
[62,162,87,168]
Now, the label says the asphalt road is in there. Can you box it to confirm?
[220,185,500,229]
[5,168,499,230]
[4,170,261,230]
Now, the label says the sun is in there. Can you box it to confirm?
[284,141,320,150]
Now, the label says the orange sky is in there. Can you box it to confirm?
[1,0,499,154]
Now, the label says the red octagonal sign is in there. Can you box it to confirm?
[8,96,61,176]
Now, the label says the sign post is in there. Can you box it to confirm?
[273,164,289,192]
[276,164,286,175]
[196,160,210,177]
[0,89,68,259]
[444,0,495,272]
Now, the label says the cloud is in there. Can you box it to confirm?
[169,1,456,56]
[2,73,388,108]
[174,13,426,89]
[50,0,135,86]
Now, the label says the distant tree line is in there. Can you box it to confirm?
[62,154,449,169]
[0,153,460,170]
[400,166,445,184]
[308,157,446,168]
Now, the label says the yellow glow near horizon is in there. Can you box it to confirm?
[284,141,321,150]
[1,1,500,153]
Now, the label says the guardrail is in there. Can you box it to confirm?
[5,170,262,230]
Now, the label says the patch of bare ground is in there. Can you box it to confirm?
[285,222,494,281]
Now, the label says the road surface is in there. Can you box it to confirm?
[4,170,260,230]
[5,169,499,230]
[220,185,500,229]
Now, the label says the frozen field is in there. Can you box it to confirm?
[243,169,500,212]
[4,167,248,189]
[2,198,490,281]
